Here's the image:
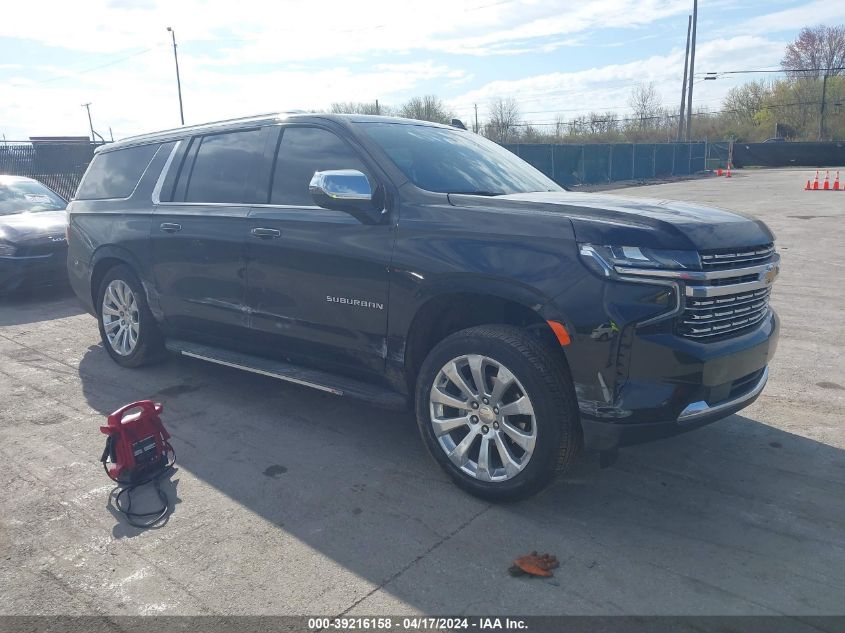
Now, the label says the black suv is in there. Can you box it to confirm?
[67,113,780,500]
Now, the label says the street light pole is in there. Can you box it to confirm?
[677,14,692,142]
[685,0,698,142]
[166,27,185,125]
[82,103,95,142]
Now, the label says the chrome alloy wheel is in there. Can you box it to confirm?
[429,354,537,482]
[101,279,140,356]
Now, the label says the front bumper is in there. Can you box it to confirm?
[0,252,68,293]
[579,310,779,451]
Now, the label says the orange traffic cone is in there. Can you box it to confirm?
[725,166,732,178]
[717,168,723,176]
[805,179,812,190]
[834,171,840,191]
[813,170,819,190]
[823,170,830,190]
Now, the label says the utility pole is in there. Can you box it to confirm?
[819,73,829,140]
[82,103,95,142]
[474,103,479,133]
[375,99,379,115]
[677,15,692,141]
[685,0,698,142]
[166,27,185,125]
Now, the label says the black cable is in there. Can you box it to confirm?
[104,443,176,529]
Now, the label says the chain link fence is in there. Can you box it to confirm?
[4,137,843,200]
[0,141,96,200]
[502,141,709,187]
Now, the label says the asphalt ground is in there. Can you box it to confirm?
[1,167,843,617]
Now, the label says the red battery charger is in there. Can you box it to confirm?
[100,400,175,527]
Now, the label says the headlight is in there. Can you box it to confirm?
[0,241,16,257]
[579,243,699,278]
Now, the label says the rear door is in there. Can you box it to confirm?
[244,125,393,376]
[151,127,271,341]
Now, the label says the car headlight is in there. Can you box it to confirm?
[0,241,16,257]
[579,243,700,278]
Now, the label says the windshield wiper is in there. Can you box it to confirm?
[446,190,504,197]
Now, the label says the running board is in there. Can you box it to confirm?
[165,339,408,410]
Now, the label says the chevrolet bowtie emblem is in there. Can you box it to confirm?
[763,265,779,285]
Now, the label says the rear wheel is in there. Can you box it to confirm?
[415,325,580,501]
[96,264,164,368]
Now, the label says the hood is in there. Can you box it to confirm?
[0,210,67,243]
[449,191,773,251]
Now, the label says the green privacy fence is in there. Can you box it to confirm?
[502,142,708,187]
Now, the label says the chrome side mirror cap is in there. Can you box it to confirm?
[309,169,373,202]
[308,170,383,223]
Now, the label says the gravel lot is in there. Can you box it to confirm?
[1,167,843,616]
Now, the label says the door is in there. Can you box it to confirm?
[151,127,271,341]
[245,125,393,376]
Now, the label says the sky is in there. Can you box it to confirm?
[2,0,845,141]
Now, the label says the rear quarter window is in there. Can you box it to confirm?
[75,143,160,200]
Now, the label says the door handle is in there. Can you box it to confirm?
[251,227,281,239]
[160,223,182,233]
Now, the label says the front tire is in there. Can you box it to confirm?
[415,325,580,501]
[96,264,164,368]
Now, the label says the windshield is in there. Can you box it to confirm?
[358,122,562,195]
[0,179,66,215]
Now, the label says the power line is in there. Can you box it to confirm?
[696,66,845,77]
[503,98,830,128]
[8,44,165,87]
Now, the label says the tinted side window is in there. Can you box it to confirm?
[76,143,160,200]
[271,127,366,206]
[184,129,264,204]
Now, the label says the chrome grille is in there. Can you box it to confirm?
[700,243,774,270]
[679,287,771,339]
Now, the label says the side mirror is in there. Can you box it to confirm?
[309,170,383,222]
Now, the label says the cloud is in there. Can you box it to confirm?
[447,35,786,123]
[0,0,801,138]
[736,0,845,35]
[1,52,470,139]
[1,0,691,59]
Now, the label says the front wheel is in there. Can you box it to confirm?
[415,325,580,501]
[96,264,164,368]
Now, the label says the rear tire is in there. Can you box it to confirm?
[96,264,164,368]
[415,325,580,501]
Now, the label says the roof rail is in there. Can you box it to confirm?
[115,111,309,144]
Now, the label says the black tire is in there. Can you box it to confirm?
[415,324,580,501]
[96,264,165,368]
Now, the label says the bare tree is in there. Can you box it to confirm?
[629,82,662,129]
[399,95,452,123]
[554,113,567,139]
[330,101,386,115]
[589,111,619,136]
[782,25,845,78]
[485,97,521,143]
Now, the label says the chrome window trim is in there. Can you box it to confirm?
[152,201,321,210]
[151,140,182,205]
[150,137,323,210]
[678,366,768,423]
